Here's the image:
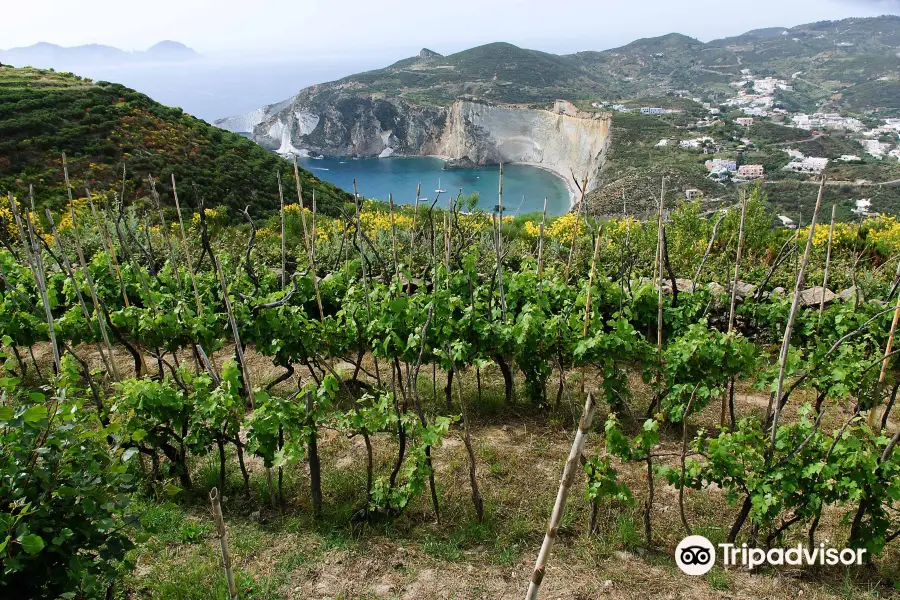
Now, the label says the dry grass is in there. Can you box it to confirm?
[35,344,880,599]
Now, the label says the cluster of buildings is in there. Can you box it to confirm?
[788,113,900,161]
[740,72,794,93]
[722,72,794,118]
[705,158,737,173]
[598,68,900,194]
[702,159,765,179]
[860,139,892,159]
[737,164,765,178]
[791,113,864,132]
[784,156,829,173]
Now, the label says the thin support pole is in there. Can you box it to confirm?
[209,488,237,600]
[524,393,597,600]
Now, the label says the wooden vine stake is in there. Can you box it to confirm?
[407,183,421,295]
[691,211,726,293]
[656,179,666,357]
[8,192,61,373]
[214,255,255,408]
[352,180,381,385]
[209,487,238,600]
[67,204,124,379]
[292,156,324,320]
[581,227,604,394]
[818,204,837,325]
[277,170,286,290]
[524,392,597,600]
[448,344,484,523]
[495,163,507,318]
[679,384,700,534]
[772,177,825,441]
[875,259,900,428]
[82,184,125,300]
[564,177,588,284]
[305,390,323,517]
[722,189,749,427]
[389,194,399,279]
[171,175,204,316]
[46,207,117,380]
[537,197,547,296]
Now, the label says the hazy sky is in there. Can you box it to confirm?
[4,0,900,61]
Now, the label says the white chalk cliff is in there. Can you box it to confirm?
[217,95,610,190]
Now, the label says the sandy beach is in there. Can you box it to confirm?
[515,161,579,209]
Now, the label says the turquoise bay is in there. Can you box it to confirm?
[298,156,571,216]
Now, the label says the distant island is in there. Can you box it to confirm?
[0,40,199,68]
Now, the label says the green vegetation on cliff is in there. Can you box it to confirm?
[0,66,351,217]
[312,16,900,115]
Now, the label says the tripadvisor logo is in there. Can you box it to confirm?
[676,535,867,575]
[676,535,716,575]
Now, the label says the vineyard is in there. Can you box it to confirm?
[3,164,900,600]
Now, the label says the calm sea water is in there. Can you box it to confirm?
[298,156,570,216]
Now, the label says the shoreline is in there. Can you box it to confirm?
[335,152,577,211]
[514,161,579,209]
[421,155,578,209]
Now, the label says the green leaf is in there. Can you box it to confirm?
[0,407,13,421]
[20,534,44,554]
[22,405,48,423]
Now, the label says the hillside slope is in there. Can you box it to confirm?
[221,15,900,140]
[0,66,350,217]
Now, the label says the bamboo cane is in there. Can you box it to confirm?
[524,393,597,600]
[680,384,700,535]
[772,177,825,441]
[278,170,286,290]
[292,157,324,320]
[692,212,727,293]
[9,192,61,373]
[291,156,313,258]
[389,194,399,279]
[620,195,631,313]
[564,177,588,284]
[721,190,749,428]
[495,164,507,318]
[209,487,238,600]
[581,228,603,394]
[352,180,380,385]
[447,344,484,523]
[408,184,421,295]
[728,190,749,334]
[79,182,117,282]
[214,255,255,408]
[819,204,837,324]
[88,193,130,308]
[656,179,666,358]
[537,197,547,297]
[874,279,900,428]
[45,207,117,380]
[171,175,203,316]
[67,205,122,380]
[148,176,180,281]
